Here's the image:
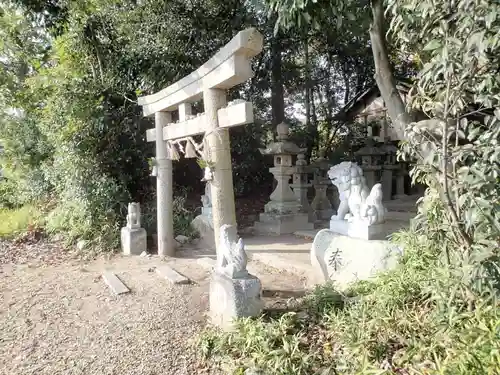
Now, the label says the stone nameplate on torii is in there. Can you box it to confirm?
[144,101,254,142]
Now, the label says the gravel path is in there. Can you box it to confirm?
[0,251,218,375]
[0,237,308,375]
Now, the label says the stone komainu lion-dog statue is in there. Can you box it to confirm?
[327,161,387,226]
[216,224,248,278]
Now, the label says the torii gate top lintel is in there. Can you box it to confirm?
[137,28,263,117]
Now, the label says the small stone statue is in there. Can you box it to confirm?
[201,166,213,208]
[327,162,386,226]
[216,224,248,278]
[126,203,141,229]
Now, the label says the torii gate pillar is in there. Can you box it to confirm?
[203,88,237,249]
[155,111,175,256]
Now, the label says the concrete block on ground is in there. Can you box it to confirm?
[156,264,190,285]
[121,227,147,255]
[102,272,130,295]
[209,272,263,330]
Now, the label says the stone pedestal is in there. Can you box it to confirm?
[121,227,147,255]
[311,229,403,290]
[329,219,386,240]
[209,272,263,330]
[254,212,312,235]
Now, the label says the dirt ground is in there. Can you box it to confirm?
[0,239,307,375]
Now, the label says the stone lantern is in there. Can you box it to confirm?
[310,151,334,221]
[379,137,399,201]
[354,137,384,189]
[290,153,312,216]
[253,122,314,235]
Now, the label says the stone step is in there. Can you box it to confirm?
[102,272,131,295]
[156,265,190,285]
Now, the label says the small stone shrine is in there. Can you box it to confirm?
[253,122,314,234]
[121,203,147,255]
[209,224,263,330]
[327,161,387,240]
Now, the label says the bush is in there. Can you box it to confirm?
[141,192,198,239]
[197,228,500,374]
[0,204,43,238]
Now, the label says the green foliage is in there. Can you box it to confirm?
[392,0,500,289]
[0,204,42,237]
[197,230,500,374]
[141,193,198,239]
[0,0,259,250]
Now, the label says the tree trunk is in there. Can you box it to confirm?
[304,31,316,159]
[369,0,412,137]
[271,31,285,127]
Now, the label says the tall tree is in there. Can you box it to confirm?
[265,0,411,136]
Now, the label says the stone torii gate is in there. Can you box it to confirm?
[137,28,263,257]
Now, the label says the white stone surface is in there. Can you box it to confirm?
[329,219,386,240]
[121,227,147,255]
[215,224,248,278]
[102,272,130,295]
[138,28,263,116]
[126,203,141,229]
[311,229,403,290]
[209,272,263,330]
[156,265,190,285]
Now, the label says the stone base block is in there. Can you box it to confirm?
[329,219,386,240]
[254,212,314,235]
[311,229,403,290]
[121,227,147,255]
[209,272,263,330]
